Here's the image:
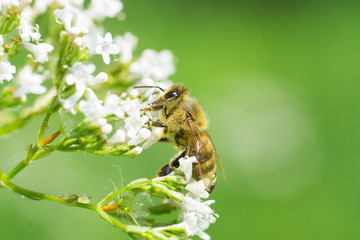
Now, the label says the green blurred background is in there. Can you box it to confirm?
[1,0,360,239]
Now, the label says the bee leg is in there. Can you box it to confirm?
[141,105,169,118]
[155,163,173,177]
[155,147,189,178]
[141,105,166,112]
[170,146,189,169]
[147,121,168,134]
[159,137,170,142]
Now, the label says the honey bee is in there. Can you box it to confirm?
[136,84,225,192]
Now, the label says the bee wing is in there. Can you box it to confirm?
[186,117,213,187]
[204,131,226,180]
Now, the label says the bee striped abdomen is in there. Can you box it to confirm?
[190,143,217,192]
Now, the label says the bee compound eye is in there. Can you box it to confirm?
[164,90,179,99]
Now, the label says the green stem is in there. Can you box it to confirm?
[6,160,30,180]
[99,179,150,206]
[6,145,38,180]
[95,207,128,232]
[37,97,58,146]
[99,186,130,206]
[0,176,96,210]
[0,167,5,184]
[7,96,58,180]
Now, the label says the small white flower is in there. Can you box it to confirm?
[185,179,209,200]
[1,0,19,14]
[140,77,155,86]
[120,98,150,140]
[77,89,113,135]
[103,93,120,115]
[53,4,89,34]
[128,89,139,98]
[125,113,149,139]
[55,0,84,8]
[18,16,41,42]
[65,62,107,90]
[126,146,143,155]
[183,212,211,240]
[73,37,85,47]
[0,35,4,45]
[128,128,151,146]
[179,157,197,183]
[81,26,103,52]
[59,62,106,115]
[59,88,86,114]
[181,197,218,240]
[78,88,105,119]
[129,49,176,80]
[0,60,16,84]
[97,118,113,134]
[142,127,164,149]
[65,62,95,90]
[33,0,54,15]
[95,32,120,64]
[87,0,123,21]
[94,72,108,84]
[14,65,47,101]
[108,129,126,145]
[114,32,137,63]
[24,42,54,63]
[53,4,79,32]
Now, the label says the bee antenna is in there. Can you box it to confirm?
[133,86,165,92]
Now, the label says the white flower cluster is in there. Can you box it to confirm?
[18,11,54,63]
[0,60,16,84]
[50,0,176,154]
[59,62,108,114]
[0,1,52,98]
[13,66,47,101]
[52,1,127,65]
[60,67,172,154]
[0,0,27,14]
[129,49,176,80]
[178,156,219,240]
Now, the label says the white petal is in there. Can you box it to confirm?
[102,52,110,64]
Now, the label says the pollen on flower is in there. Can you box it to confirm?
[18,16,41,42]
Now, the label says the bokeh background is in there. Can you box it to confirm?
[1,0,360,239]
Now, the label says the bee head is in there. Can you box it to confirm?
[134,84,188,114]
[163,84,187,101]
